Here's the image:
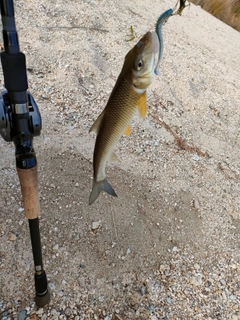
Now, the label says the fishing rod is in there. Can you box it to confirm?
[0,0,50,307]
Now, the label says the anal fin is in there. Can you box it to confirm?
[108,151,118,163]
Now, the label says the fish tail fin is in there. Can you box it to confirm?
[89,179,117,205]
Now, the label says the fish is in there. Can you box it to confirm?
[154,8,173,76]
[89,31,158,205]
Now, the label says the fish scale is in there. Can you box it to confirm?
[94,78,141,182]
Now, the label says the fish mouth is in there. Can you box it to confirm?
[132,71,155,90]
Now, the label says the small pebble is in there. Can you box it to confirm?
[8,233,17,241]
[141,285,147,295]
[53,244,59,250]
[48,282,56,290]
[166,297,172,303]
[18,309,27,320]
[190,275,203,286]
[220,279,226,286]
[36,308,44,315]
[92,221,100,230]
[192,154,200,161]
[194,263,200,270]
[193,198,200,209]
[126,247,131,255]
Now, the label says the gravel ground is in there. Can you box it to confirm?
[0,0,240,319]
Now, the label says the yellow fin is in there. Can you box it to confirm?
[124,125,131,136]
[137,91,147,118]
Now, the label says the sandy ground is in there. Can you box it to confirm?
[0,0,240,319]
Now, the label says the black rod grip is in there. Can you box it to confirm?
[1,52,28,93]
[29,218,43,266]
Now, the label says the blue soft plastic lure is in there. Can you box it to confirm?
[154,8,173,75]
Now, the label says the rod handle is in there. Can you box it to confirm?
[17,166,40,219]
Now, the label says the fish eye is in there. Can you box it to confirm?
[136,59,143,70]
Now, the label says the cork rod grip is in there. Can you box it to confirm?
[17,166,40,219]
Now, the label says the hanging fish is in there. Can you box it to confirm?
[89,31,158,205]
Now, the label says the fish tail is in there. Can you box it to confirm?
[89,179,117,205]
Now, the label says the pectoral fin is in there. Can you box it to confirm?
[124,124,131,136]
[137,91,147,118]
[89,111,104,134]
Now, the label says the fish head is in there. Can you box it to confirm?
[124,31,159,91]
